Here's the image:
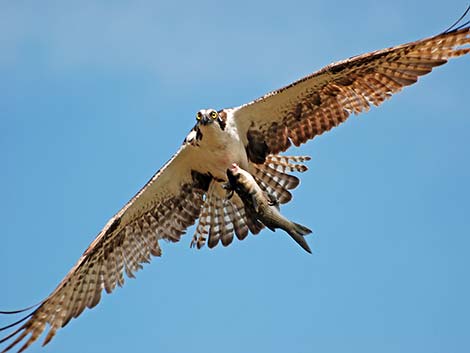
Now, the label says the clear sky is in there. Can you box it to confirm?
[1,1,469,353]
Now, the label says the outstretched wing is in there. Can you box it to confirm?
[232,26,470,155]
[0,143,211,353]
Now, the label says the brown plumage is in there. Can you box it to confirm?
[234,26,470,155]
[191,154,310,249]
[252,155,311,204]
[1,17,469,353]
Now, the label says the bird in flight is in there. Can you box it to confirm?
[1,13,469,353]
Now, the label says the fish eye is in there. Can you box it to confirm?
[210,111,218,119]
[196,112,202,120]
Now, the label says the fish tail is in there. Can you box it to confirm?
[287,222,312,253]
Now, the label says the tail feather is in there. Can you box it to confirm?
[191,155,311,249]
[192,182,259,249]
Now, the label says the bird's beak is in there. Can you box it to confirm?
[200,115,210,125]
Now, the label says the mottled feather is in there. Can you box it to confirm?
[2,20,470,353]
[252,155,309,204]
[233,26,470,154]
[192,155,309,249]
[0,145,208,353]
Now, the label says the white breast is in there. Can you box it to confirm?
[192,117,249,181]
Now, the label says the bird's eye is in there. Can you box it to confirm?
[196,112,202,120]
[210,111,218,119]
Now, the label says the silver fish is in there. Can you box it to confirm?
[225,163,312,253]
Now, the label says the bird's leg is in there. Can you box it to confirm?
[222,182,235,199]
[266,193,280,209]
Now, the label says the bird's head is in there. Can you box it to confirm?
[195,109,225,129]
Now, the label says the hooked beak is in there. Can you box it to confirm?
[200,115,210,125]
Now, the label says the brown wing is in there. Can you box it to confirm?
[232,26,470,155]
[0,144,211,353]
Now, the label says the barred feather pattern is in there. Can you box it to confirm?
[236,26,470,154]
[0,185,205,353]
[191,182,260,249]
[3,22,470,353]
[191,155,309,249]
[253,155,310,204]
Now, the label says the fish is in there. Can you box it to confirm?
[225,163,312,253]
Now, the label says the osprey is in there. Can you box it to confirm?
[1,17,470,353]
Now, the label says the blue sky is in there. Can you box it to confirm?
[1,1,469,353]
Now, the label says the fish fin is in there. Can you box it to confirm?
[287,222,313,253]
[266,225,276,232]
[244,205,264,234]
[250,193,260,213]
[292,222,312,236]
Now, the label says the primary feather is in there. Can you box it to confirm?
[2,18,469,353]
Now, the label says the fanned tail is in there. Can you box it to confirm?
[191,182,263,249]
